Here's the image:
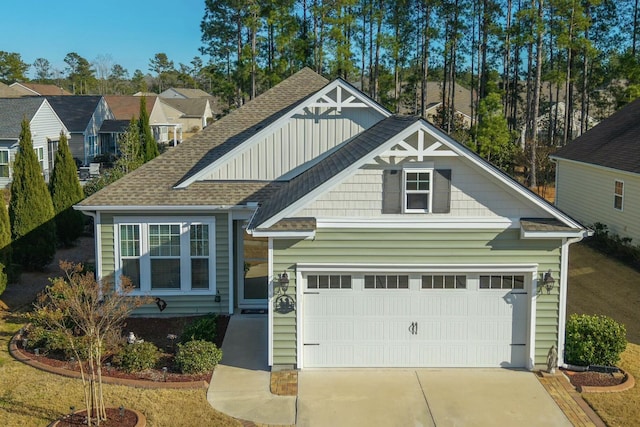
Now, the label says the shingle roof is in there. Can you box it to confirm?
[552,97,640,174]
[11,82,72,96]
[45,96,103,132]
[520,218,577,232]
[250,115,420,228]
[0,97,46,139]
[78,68,329,208]
[104,96,157,120]
[165,88,212,98]
[0,82,23,98]
[99,119,130,133]
[161,98,209,117]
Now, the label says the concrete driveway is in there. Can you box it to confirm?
[297,368,573,427]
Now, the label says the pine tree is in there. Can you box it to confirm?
[139,97,159,162]
[9,119,56,270]
[0,192,10,295]
[49,132,85,247]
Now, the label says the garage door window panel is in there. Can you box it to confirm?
[364,275,409,289]
[422,275,466,289]
[479,275,525,290]
[308,275,351,289]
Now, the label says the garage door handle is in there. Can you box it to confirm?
[415,322,418,335]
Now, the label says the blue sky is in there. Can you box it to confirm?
[4,0,207,79]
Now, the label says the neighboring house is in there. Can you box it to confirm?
[160,98,213,131]
[159,87,212,99]
[10,82,72,96]
[552,98,640,243]
[46,96,114,165]
[160,87,222,123]
[0,82,23,98]
[76,68,589,371]
[104,95,182,145]
[422,82,473,129]
[0,97,69,187]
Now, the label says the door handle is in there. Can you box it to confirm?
[408,322,417,335]
[415,322,418,335]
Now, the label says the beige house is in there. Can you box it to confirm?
[552,98,640,243]
[10,82,72,96]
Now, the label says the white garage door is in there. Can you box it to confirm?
[302,272,529,368]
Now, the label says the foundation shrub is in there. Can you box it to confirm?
[112,341,160,373]
[565,314,627,367]
[175,339,222,374]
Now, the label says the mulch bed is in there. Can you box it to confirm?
[52,408,139,427]
[22,315,229,384]
[564,370,627,389]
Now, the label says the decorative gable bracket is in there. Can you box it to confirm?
[308,85,369,112]
[382,129,458,161]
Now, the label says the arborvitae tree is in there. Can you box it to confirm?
[49,132,85,247]
[0,192,10,295]
[9,119,56,270]
[139,97,159,162]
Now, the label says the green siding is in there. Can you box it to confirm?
[272,228,562,367]
[97,211,231,315]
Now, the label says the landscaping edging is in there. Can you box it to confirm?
[47,408,146,427]
[9,332,209,390]
[562,368,636,393]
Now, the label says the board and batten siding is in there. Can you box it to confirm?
[205,108,384,181]
[98,211,231,316]
[272,228,562,367]
[296,158,549,219]
[556,160,640,242]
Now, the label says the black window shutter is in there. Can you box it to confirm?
[382,169,402,214]
[432,169,451,213]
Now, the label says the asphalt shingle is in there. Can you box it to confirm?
[46,96,104,132]
[0,97,47,139]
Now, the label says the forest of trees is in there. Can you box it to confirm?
[3,0,640,185]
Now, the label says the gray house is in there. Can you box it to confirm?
[46,96,114,165]
[77,68,588,371]
[0,97,69,187]
[552,98,640,243]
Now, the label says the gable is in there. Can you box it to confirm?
[180,78,389,186]
[249,118,583,233]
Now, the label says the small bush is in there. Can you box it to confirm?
[175,340,222,374]
[181,314,217,343]
[112,341,160,373]
[565,314,627,367]
[24,326,88,359]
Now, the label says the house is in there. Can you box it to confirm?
[0,82,23,98]
[160,98,213,132]
[45,96,114,166]
[159,87,212,99]
[422,82,473,129]
[552,98,640,243]
[10,82,72,96]
[103,95,182,146]
[0,97,69,187]
[76,68,589,371]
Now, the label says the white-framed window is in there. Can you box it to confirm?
[0,149,9,178]
[34,147,45,171]
[403,169,433,213]
[614,180,624,211]
[114,217,216,294]
[421,275,467,289]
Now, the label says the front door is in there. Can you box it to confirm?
[236,222,268,307]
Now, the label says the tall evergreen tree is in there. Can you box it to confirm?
[0,194,11,295]
[49,132,85,247]
[9,119,56,270]
[139,97,159,162]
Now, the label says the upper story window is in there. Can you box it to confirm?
[0,150,9,178]
[403,169,433,213]
[614,180,624,211]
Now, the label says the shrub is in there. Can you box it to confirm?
[175,340,222,374]
[112,341,160,373]
[181,314,217,343]
[587,223,640,270]
[24,325,89,359]
[565,314,627,366]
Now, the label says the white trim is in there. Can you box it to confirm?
[316,217,516,229]
[614,179,624,211]
[529,273,538,370]
[268,237,274,366]
[296,268,304,369]
[403,168,433,214]
[251,230,316,239]
[175,79,390,189]
[520,229,587,239]
[296,263,539,273]
[75,204,249,212]
[557,237,584,366]
[228,214,234,314]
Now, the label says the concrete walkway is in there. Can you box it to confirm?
[207,314,296,426]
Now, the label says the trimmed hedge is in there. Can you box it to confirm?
[175,340,222,374]
[565,314,627,367]
[112,341,160,373]
[181,314,217,343]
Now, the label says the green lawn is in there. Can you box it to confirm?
[567,242,640,425]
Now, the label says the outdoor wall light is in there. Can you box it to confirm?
[278,272,290,293]
[543,270,556,294]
